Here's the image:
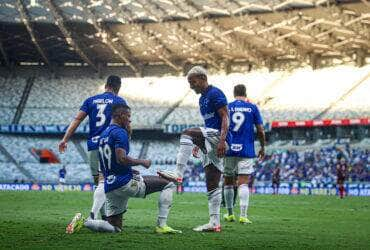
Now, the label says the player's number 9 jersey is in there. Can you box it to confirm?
[227,100,263,158]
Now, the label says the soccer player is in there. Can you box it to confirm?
[336,158,348,199]
[67,104,180,234]
[158,66,231,232]
[223,84,265,224]
[58,165,66,192]
[272,165,280,195]
[59,75,127,222]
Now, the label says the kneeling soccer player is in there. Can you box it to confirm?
[66,104,180,234]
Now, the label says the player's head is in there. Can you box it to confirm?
[105,75,121,94]
[111,103,131,129]
[340,158,346,164]
[187,66,208,94]
[234,84,247,98]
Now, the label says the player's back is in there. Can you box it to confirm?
[227,100,263,158]
[80,92,127,151]
[98,124,132,192]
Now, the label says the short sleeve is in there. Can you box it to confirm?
[113,129,129,151]
[253,105,263,125]
[79,98,89,113]
[117,97,128,106]
[211,89,228,111]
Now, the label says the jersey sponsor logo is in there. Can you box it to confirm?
[202,112,215,120]
[231,143,243,152]
[92,136,100,143]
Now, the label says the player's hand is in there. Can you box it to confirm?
[216,140,226,158]
[258,147,265,161]
[132,169,140,175]
[142,159,151,169]
[192,146,200,158]
[58,140,68,153]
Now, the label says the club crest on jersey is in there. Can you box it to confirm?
[231,144,243,152]
[106,175,116,184]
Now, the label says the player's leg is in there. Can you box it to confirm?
[143,176,181,233]
[338,179,344,198]
[223,157,236,222]
[84,188,128,233]
[238,174,251,224]
[237,158,254,224]
[90,174,106,220]
[193,163,222,232]
[59,177,65,192]
[158,128,205,182]
[89,150,107,220]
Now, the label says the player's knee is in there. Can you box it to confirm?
[238,175,249,186]
[163,181,176,191]
[93,175,99,186]
[224,176,235,186]
[108,214,122,229]
[160,182,175,204]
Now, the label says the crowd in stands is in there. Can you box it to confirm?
[0,135,368,185]
[183,144,369,185]
[1,64,369,128]
[255,145,369,184]
[0,76,27,124]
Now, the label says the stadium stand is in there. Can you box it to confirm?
[0,163,27,183]
[255,146,370,183]
[0,76,27,124]
[0,133,368,185]
[0,64,368,128]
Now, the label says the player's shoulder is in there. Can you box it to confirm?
[87,92,105,102]
[210,85,224,94]
[208,85,226,99]
[114,95,127,104]
[110,125,128,138]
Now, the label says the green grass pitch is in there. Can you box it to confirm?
[0,191,369,249]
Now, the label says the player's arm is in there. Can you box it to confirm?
[58,110,87,153]
[254,105,265,161]
[256,124,266,160]
[115,148,151,169]
[216,106,229,158]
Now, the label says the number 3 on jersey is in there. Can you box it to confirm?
[96,104,107,127]
[232,112,245,132]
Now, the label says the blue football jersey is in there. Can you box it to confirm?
[98,124,132,193]
[59,169,66,178]
[80,92,127,151]
[199,85,232,144]
[226,100,263,158]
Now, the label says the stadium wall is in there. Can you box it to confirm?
[1,182,369,196]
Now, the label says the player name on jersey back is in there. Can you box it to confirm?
[92,98,114,104]
[229,107,252,113]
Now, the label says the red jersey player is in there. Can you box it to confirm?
[336,158,348,199]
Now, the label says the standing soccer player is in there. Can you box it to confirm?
[59,75,127,223]
[67,104,181,234]
[223,84,265,224]
[336,158,348,199]
[159,66,231,232]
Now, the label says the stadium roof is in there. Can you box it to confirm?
[0,0,369,74]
